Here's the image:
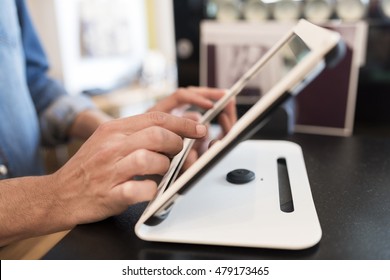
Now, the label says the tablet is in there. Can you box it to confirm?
[136,19,343,227]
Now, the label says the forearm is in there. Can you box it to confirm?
[0,175,72,246]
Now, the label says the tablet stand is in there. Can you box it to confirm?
[137,140,322,250]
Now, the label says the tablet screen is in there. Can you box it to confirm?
[200,33,311,125]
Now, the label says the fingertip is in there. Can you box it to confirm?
[196,124,207,137]
[204,99,214,108]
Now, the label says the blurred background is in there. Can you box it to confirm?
[27,0,390,135]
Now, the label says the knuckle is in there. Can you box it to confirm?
[95,120,117,135]
[175,88,187,99]
[121,181,137,202]
[93,141,116,163]
[147,111,168,126]
[148,126,168,144]
[121,180,158,204]
[97,145,112,159]
[132,149,150,174]
[187,86,196,90]
[177,87,185,94]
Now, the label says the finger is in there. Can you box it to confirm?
[152,87,227,112]
[119,112,207,139]
[126,126,186,157]
[223,99,237,124]
[146,94,182,113]
[153,88,216,112]
[182,149,199,172]
[182,111,202,122]
[114,149,171,181]
[175,88,219,109]
[187,87,227,101]
[111,179,158,206]
[218,112,233,136]
[176,88,212,108]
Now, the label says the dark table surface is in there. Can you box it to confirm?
[43,129,390,260]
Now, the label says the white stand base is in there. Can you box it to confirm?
[137,140,322,250]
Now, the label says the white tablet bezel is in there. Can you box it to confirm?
[136,19,341,227]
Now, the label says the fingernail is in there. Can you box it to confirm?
[206,100,214,107]
[196,124,207,136]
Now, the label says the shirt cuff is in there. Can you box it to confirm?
[40,94,96,146]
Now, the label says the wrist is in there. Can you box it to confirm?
[0,174,74,245]
[68,109,113,140]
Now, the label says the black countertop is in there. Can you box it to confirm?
[43,132,390,260]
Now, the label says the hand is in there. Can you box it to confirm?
[148,87,237,171]
[180,99,237,171]
[148,86,237,132]
[147,86,226,115]
[52,111,207,227]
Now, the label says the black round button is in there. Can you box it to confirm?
[226,169,255,184]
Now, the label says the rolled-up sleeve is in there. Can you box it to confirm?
[39,94,95,145]
[16,0,96,145]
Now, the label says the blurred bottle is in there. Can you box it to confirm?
[206,0,242,21]
[335,0,369,21]
[303,0,335,23]
[205,0,219,18]
[242,0,271,22]
[273,0,303,21]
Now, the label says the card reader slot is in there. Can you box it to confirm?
[277,158,294,213]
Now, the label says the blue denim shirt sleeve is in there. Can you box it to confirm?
[16,0,96,145]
